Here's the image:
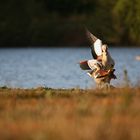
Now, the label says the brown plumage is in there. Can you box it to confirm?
[79,29,117,88]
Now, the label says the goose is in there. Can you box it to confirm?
[79,29,116,88]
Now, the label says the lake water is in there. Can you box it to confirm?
[0,47,140,88]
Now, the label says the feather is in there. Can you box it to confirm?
[86,29,102,58]
[79,60,91,70]
[86,29,98,45]
[94,39,102,56]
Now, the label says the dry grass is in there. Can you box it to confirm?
[0,87,140,140]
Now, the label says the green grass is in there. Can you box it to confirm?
[0,87,139,140]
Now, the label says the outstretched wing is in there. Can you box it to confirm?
[79,59,102,70]
[86,29,102,59]
[79,60,91,70]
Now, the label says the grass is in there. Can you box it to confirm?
[0,87,140,140]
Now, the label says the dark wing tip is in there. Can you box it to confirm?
[79,60,91,70]
[85,28,98,44]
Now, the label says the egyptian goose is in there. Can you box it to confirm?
[79,29,116,88]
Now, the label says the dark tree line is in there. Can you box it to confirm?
[0,0,140,46]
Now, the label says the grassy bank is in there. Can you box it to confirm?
[0,87,140,140]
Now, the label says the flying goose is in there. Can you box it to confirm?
[79,29,116,88]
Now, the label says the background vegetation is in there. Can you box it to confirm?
[0,0,140,46]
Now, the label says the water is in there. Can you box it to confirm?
[0,47,140,88]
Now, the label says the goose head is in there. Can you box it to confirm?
[102,44,108,54]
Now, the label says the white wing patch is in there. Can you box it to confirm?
[94,39,102,56]
[87,59,102,70]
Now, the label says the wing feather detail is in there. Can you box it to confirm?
[94,39,102,56]
[86,29,102,59]
[86,29,98,44]
[79,60,91,70]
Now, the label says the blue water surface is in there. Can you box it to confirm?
[0,47,139,88]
